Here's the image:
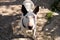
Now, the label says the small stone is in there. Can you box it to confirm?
[55,37,60,40]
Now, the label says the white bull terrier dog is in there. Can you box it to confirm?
[19,0,39,38]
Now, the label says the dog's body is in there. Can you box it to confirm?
[23,0,34,12]
[19,0,39,38]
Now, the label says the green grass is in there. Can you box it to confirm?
[46,12,53,20]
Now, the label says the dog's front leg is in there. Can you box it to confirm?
[33,25,36,38]
[34,27,36,38]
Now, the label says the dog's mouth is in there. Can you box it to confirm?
[28,26,33,30]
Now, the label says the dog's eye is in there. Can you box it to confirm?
[33,16,35,18]
[26,16,28,18]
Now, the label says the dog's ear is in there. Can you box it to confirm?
[33,6,39,14]
[21,5,28,16]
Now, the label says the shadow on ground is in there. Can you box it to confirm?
[0,14,34,40]
[42,12,60,40]
[0,0,24,5]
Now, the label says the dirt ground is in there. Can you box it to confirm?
[0,5,48,40]
[0,0,59,40]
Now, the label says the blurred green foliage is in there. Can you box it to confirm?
[46,12,53,20]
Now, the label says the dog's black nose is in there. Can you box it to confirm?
[28,26,32,30]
